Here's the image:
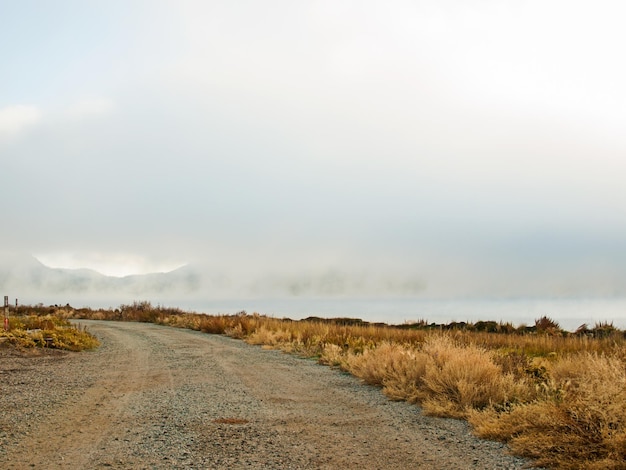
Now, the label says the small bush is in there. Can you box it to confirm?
[535,315,562,335]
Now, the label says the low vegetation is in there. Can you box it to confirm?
[0,309,99,351]
[12,301,626,469]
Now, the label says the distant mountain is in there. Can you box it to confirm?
[0,253,206,304]
[0,253,428,306]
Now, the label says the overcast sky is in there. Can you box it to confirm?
[2,1,626,297]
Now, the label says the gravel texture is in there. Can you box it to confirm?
[0,320,539,469]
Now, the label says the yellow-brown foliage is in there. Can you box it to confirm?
[342,342,428,403]
[52,302,626,469]
[342,337,533,418]
[469,352,626,469]
[0,314,100,351]
[246,326,293,347]
[419,337,533,418]
[319,343,346,367]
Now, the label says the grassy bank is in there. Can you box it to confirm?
[18,301,626,469]
[0,312,100,351]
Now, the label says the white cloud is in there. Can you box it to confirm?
[2,1,625,305]
[0,105,42,137]
[66,97,115,118]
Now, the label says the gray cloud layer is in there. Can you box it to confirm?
[2,1,626,300]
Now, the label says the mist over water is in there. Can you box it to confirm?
[2,253,625,332]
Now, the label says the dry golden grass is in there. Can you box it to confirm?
[338,337,534,417]
[50,302,626,469]
[246,326,293,348]
[469,352,626,469]
[420,337,534,418]
[343,341,429,403]
[0,314,100,351]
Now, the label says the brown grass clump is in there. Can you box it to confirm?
[318,343,346,368]
[419,337,532,418]
[469,351,626,469]
[0,314,100,351]
[246,326,293,348]
[342,337,532,418]
[343,342,428,403]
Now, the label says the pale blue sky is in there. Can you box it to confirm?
[2,0,626,297]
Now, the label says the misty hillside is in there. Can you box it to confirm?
[0,254,198,300]
[0,253,428,303]
[3,253,624,308]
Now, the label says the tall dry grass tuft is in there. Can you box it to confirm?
[469,351,626,469]
[345,342,425,401]
[246,326,293,348]
[319,343,346,368]
[376,345,430,403]
[340,336,533,416]
[420,337,532,418]
[342,342,429,403]
[197,315,230,334]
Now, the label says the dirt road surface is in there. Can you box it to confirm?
[0,321,535,469]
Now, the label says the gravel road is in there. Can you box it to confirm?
[0,321,537,469]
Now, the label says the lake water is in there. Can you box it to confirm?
[168,297,626,332]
